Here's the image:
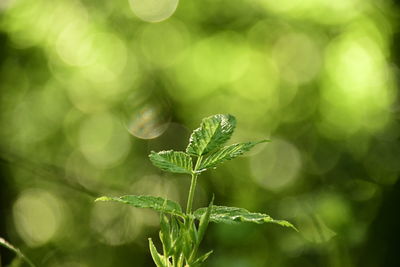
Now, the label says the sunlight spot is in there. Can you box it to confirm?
[129,0,179,22]
[140,20,188,67]
[91,202,143,246]
[251,139,301,191]
[79,113,131,168]
[124,92,171,140]
[13,189,64,247]
[272,32,321,85]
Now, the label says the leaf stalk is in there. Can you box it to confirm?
[186,156,202,214]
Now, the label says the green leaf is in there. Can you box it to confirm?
[159,214,172,255]
[193,250,213,266]
[193,206,297,230]
[95,195,184,217]
[199,140,268,171]
[0,237,36,267]
[197,196,214,245]
[149,238,167,267]
[186,114,236,156]
[149,150,193,174]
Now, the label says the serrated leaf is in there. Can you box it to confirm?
[149,150,193,174]
[149,238,167,267]
[95,195,184,217]
[193,206,297,230]
[199,140,268,170]
[186,114,236,156]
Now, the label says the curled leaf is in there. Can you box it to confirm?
[149,238,167,267]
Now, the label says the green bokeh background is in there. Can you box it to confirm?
[1,0,399,266]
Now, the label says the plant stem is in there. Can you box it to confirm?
[186,172,198,214]
[186,156,202,214]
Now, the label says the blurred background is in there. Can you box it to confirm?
[1,0,400,266]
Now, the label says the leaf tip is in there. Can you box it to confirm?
[94,196,111,202]
[272,219,298,232]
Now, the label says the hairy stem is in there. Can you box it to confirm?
[186,156,202,214]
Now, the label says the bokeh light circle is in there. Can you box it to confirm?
[123,91,171,140]
[251,139,301,191]
[129,0,179,22]
[79,112,131,168]
[13,189,64,247]
[91,202,143,246]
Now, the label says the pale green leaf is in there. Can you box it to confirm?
[193,206,297,230]
[149,238,167,267]
[193,250,213,266]
[197,196,214,245]
[159,214,172,255]
[149,150,193,174]
[95,195,184,217]
[186,114,236,156]
[199,140,268,171]
[0,237,36,267]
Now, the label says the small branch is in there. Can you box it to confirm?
[0,237,37,267]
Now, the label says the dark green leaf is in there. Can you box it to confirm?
[95,195,184,217]
[149,150,193,174]
[193,205,296,230]
[199,140,268,171]
[149,238,167,267]
[186,114,236,156]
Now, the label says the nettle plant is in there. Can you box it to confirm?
[96,114,295,267]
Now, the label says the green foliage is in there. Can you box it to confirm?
[193,206,297,230]
[149,238,167,267]
[95,195,184,218]
[199,141,269,171]
[149,150,193,174]
[95,114,294,266]
[186,114,236,156]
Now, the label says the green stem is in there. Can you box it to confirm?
[186,172,198,214]
[0,237,36,267]
[186,156,202,214]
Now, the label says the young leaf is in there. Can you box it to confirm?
[193,206,297,230]
[193,250,213,266]
[199,140,268,171]
[95,195,184,217]
[149,150,193,174]
[149,238,167,267]
[159,214,172,255]
[197,196,214,245]
[186,114,236,156]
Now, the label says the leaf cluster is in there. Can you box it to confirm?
[149,114,267,174]
[95,114,295,267]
